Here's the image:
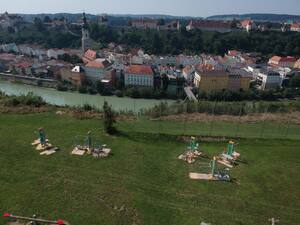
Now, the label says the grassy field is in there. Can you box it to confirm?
[0,112,300,225]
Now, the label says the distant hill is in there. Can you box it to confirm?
[207,13,300,22]
[19,13,201,23]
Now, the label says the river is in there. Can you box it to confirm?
[0,81,175,112]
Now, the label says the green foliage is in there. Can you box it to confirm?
[4,92,46,107]
[289,75,300,88]
[78,86,88,94]
[103,101,117,134]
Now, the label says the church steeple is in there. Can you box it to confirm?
[81,12,91,54]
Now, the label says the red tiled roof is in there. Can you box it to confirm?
[270,56,297,63]
[126,65,153,75]
[291,23,300,29]
[241,19,253,28]
[82,49,97,63]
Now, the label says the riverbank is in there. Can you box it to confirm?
[0,80,175,112]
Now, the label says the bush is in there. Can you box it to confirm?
[103,101,117,134]
[82,103,94,111]
[78,86,88,94]
[4,92,46,107]
[115,90,124,97]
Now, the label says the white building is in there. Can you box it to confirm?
[84,58,113,82]
[125,65,154,87]
[256,68,282,90]
[47,49,65,59]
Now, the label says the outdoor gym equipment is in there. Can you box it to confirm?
[3,213,69,225]
[71,131,111,158]
[31,128,59,156]
[178,136,204,164]
[218,140,240,168]
[189,156,231,182]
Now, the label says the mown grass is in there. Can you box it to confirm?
[0,112,299,225]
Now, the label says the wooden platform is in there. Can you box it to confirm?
[217,160,233,168]
[189,173,217,181]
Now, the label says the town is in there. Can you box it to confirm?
[0,11,300,100]
[1,3,300,225]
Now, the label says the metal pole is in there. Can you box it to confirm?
[3,214,66,225]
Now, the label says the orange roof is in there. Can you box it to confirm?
[83,49,97,61]
[270,56,297,63]
[241,19,253,28]
[291,23,300,29]
[86,59,111,69]
[126,65,153,76]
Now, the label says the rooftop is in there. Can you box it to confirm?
[126,65,154,75]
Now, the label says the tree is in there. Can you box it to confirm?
[103,101,117,134]
[33,17,45,31]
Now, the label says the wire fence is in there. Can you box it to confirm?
[117,100,300,140]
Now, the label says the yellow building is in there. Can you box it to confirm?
[194,68,252,92]
[194,69,228,92]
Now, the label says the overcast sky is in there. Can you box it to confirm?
[1,0,300,17]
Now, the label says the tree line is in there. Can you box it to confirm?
[1,20,300,57]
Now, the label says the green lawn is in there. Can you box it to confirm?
[0,113,299,225]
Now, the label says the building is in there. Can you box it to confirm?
[194,66,229,92]
[240,19,257,32]
[290,23,300,32]
[160,20,180,31]
[125,65,154,87]
[256,68,282,90]
[268,56,297,68]
[47,49,65,59]
[81,13,92,54]
[84,58,113,82]
[186,20,233,33]
[227,68,252,91]
[60,66,85,86]
[131,19,158,29]
[182,65,195,83]
[294,59,300,69]
[82,49,97,64]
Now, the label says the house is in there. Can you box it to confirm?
[125,65,154,87]
[60,66,85,86]
[240,19,257,32]
[1,43,19,53]
[82,49,97,64]
[47,49,66,59]
[193,66,229,92]
[290,23,300,32]
[256,68,282,90]
[182,65,195,83]
[268,56,297,68]
[186,20,233,33]
[294,59,300,69]
[160,20,180,31]
[84,58,114,82]
[131,19,158,29]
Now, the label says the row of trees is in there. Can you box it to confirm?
[1,21,300,57]
[89,23,300,56]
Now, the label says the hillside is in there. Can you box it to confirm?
[207,13,300,22]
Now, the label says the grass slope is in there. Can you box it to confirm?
[0,113,299,225]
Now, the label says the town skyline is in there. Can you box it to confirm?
[1,0,300,17]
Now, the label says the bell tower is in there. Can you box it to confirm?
[82,12,91,54]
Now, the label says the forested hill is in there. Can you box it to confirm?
[207,13,300,22]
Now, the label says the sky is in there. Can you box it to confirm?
[1,0,300,17]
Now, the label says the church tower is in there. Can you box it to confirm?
[81,12,91,54]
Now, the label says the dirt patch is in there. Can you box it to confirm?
[177,135,230,143]
[159,112,300,125]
